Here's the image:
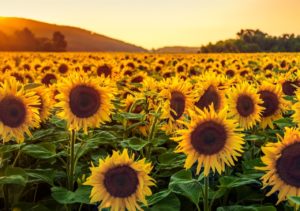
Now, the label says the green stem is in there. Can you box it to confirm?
[146,107,160,160]
[12,150,21,167]
[203,176,210,211]
[78,203,83,211]
[68,130,76,191]
[4,185,9,211]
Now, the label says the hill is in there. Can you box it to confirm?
[0,17,147,52]
[154,46,200,53]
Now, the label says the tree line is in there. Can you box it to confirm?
[0,28,67,51]
[200,29,300,53]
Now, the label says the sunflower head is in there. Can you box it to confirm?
[258,82,287,129]
[194,72,227,112]
[84,149,155,211]
[58,63,69,74]
[160,77,196,134]
[227,82,264,129]
[0,78,40,143]
[31,85,53,122]
[40,72,58,87]
[55,73,115,133]
[96,64,112,77]
[258,128,300,204]
[174,105,244,176]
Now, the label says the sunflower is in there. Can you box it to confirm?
[291,89,300,126]
[57,63,69,74]
[31,85,53,122]
[160,77,195,133]
[10,71,25,83]
[277,71,300,96]
[40,72,58,87]
[0,78,40,143]
[174,105,244,176]
[257,128,300,204]
[194,72,227,111]
[227,82,264,129]
[130,72,148,84]
[96,63,113,78]
[84,149,155,211]
[55,73,115,133]
[258,82,286,129]
[123,94,148,136]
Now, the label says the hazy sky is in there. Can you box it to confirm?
[1,0,300,49]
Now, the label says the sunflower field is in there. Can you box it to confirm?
[1,53,300,211]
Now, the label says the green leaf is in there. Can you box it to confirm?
[242,158,264,174]
[25,169,55,186]
[244,134,265,142]
[146,189,172,206]
[93,130,117,139]
[288,196,300,205]
[21,143,58,159]
[236,186,265,203]
[51,186,92,204]
[2,167,28,186]
[24,83,42,90]
[169,169,202,205]
[119,112,145,120]
[219,176,260,189]
[217,205,276,211]
[27,128,56,141]
[274,118,296,128]
[13,202,51,211]
[0,144,21,154]
[158,152,185,169]
[145,193,180,211]
[0,175,27,186]
[121,137,149,151]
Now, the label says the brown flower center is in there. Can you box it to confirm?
[104,165,139,198]
[131,76,144,83]
[282,81,299,96]
[195,86,220,111]
[58,64,68,74]
[276,142,300,187]
[0,97,26,128]
[170,91,186,120]
[69,85,100,118]
[236,95,255,117]
[97,65,112,77]
[258,90,279,117]
[191,121,227,155]
[42,73,57,86]
[226,70,235,78]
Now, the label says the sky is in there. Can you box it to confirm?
[1,0,300,49]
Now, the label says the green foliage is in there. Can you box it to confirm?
[200,29,300,53]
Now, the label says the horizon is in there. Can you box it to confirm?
[1,0,300,49]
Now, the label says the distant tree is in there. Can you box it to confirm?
[12,28,39,51]
[200,29,300,53]
[0,30,9,50]
[0,28,68,52]
[52,31,67,52]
